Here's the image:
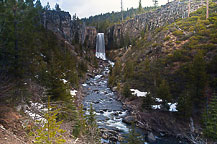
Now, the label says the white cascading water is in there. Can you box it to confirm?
[96,33,106,60]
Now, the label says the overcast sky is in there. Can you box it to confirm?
[41,0,168,18]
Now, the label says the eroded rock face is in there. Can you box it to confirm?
[106,0,203,49]
[43,10,97,48]
[83,26,97,48]
[44,10,72,41]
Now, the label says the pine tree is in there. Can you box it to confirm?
[152,0,158,8]
[138,0,143,13]
[55,3,61,11]
[124,123,143,144]
[35,0,43,10]
[34,96,66,143]
[122,83,132,98]
[191,51,207,109]
[86,104,100,144]
[142,93,154,110]
[73,104,87,137]
[204,92,217,140]
[157,79,171,110]
[45,2,51,10]
[177,90,192,118]
[124,60,134,80]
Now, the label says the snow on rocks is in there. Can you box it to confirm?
[108,60,115,67]
[168,103,178,112]
[155,98,163,102]
[24,101,47,123]
[151,103,178,112]
[95,75,103,80]
[152,105,161,110]
[130,89,147,97]
[61,79,68,84]
[82,83,87,87]
[70,90,77,97]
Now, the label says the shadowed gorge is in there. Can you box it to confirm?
[0,0,217,144]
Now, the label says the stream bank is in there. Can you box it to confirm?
[81,60,188,144]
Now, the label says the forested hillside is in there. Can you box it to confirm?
[82,6,156,32]
[108,2,217,142]
[1,0,217,143]
[0,0,99,143]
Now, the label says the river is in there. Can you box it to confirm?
[82,61,188,144]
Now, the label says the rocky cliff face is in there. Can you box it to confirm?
[43,10,97,48]
[106,0,203,49]
[83,26,97,48]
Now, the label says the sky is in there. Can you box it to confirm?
[41,0,168,19]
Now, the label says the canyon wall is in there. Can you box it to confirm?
[43,10,97,49]
[106,0,203,49]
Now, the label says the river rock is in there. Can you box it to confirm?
[109,136,118,141]
[118,135,124,142]
[100,110,104,114]
[102,132,109,139]
[122,116,135,124]
[87,73,94,78]
[112,87,117,92]
[147,132,156,142]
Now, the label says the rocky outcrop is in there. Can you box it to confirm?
[43,10,97,48]
[44,10,73,41]
[83,26,97,48]
[106,0,203,49]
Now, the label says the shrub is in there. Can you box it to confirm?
[172,30,184,37]
[164,36,171,41]
[34,97,66,143]
[203,92,217,140]
[122,83,132,98]
[175,41,181,44]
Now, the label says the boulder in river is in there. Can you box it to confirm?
[112,87,117,92]
[122,116,136,124]
[147,132,156,142]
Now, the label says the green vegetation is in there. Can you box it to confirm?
[123,123,144,144]
[82,6,156,32]
[142,93,154,110]
[34,97,66,144]
[86,104,100,143]
[122,83,132,98]
[203,92,217,140]
[0,0,100,143]
[109,3,217,131]
[157,79,172,109]
[164,36,171,41]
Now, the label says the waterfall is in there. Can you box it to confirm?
[96,33,106,60]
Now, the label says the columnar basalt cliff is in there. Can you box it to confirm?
[44,10,73,41]
[43,10,97,48]
[83,26,97,48]
[106,0,203,49]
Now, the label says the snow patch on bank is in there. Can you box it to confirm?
[24,101,47,123]
[108,60,115,67]
[70,90,77,97]
[82,83,87,87]
[168,103,178,112]
[61,79,68,84]
[152,105,161,110]
[95,75,103,80]
[130,89,147,97]
[152,103,178,112]
[155,98,163,102]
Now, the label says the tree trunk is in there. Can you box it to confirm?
[13,5,18,76]
[188,0,191,17]
[206,0,209,19]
